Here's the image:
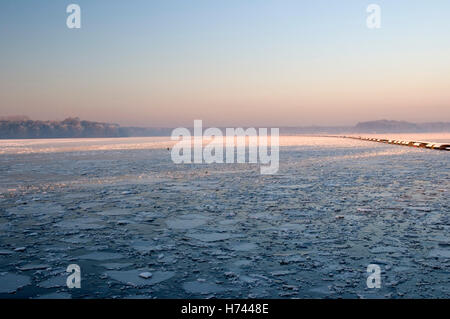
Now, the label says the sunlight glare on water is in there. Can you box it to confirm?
[1,133,449,155]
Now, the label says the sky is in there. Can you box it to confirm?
[0,0,449,127]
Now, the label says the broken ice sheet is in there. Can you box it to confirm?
[239,275,259,284]
[182,281,225,294]
[97,208,131,216]
[139,272,153,279]
[428,249,450,258]
[0,223,13,232]
[232,260,253,268]
[281,255,307,264]
[55,217,105,230]
[38,275,67,289]
[229,242,258,251]
[130,239,157,254]
[61,236,90,244]
[0,273,31,293]
[79,252,124,261]
[370,246,407,254]
[270,270,296,276]
[309,285,334,296]
[17,264,50,271]
[105,270,175,286]
[248,212,276,220]
[279,223,307,232]
[133,211,164,223]
[122,294,152,299]
[36,292,72,299]
[187,232,243,242]
[166,214,210,230]
[100,263,133,270]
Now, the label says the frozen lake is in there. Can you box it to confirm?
[0,135,449,298]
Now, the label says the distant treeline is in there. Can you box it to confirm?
[0,118,122,139]
[0,118,172,139]
[1,118,449,139]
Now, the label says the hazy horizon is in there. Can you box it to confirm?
[1,0,450,127]
[2,115,450,129]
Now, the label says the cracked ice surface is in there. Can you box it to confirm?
[0,136,449,298]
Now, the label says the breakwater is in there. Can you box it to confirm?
[341,136,450,151]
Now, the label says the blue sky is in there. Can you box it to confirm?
[1,1,449,126]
